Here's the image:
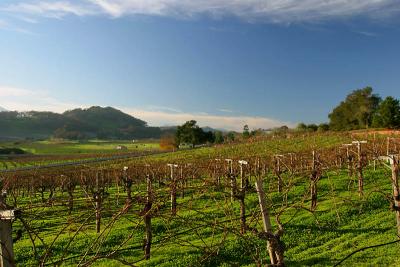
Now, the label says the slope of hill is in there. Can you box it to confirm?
[0,106,169,140]
[63,106,147,130]
[0,106,8,112]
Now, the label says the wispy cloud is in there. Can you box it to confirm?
[0,86,83,112]
[0,16,37,35]
[218,108,233,113]
[2,1,95,19]
[124,108,293,131]
[2,0,400,24]
[0,86,35,97]
[355,30,378,37]
[145,105,182,113]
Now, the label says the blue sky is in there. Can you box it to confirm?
[1,1,400,131]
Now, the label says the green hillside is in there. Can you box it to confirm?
[0,106,170,140]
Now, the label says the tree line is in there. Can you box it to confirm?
[299,87,400,131]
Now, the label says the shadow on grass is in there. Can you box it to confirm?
[285,257,333,266]
[287,224,392,235]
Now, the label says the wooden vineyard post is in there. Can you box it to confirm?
[288,153,295,175]
[214,159,221,187]
[67,176,75,215]
[255,179,285,266]
[122,166,133,204]
[390,155,400,235]
[93,172,103,234]
[379,155,400,236]
[238,160,248,234]
[179,165,185,199]
[353,141,367,197]
[143,171,153,260]
[0,209,18,267]
[167,164,178,216]
[274,155,283,193]
[225,159,235,202]
[310,150,321,211]
[343,144,353,178]
[0,190,18,267]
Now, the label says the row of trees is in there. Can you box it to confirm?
[329,87,400,130]
[160,120,236,150]
[296,123,330,132]
[169,87,400,147]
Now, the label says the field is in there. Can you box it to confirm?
[1,139,160,155]
[0,139,161,171]
[1,132,400,266]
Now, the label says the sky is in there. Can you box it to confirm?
[1,0,400,131]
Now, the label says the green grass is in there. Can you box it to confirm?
[0,139,161,170]
[6,133,400,266]
[0,139,160,155]
[9,166,400,266]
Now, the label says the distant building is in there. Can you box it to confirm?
[115,145,128,150]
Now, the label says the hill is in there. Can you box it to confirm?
[0,106,8,112]
[0,106,171,140]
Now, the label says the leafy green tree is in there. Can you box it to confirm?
[175,120,214,146]
[297,123,321,132]
[226,132,236,142]
[307,124,318,132]
[242,125,250,139]
[214,131,224,144]
[296,123,308,131]
[329,87,381,130]
[317,123,330,132]
[372,96,400,129]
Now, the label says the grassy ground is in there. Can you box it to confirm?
[5,133,400,266]
[0,139,161,170]
[11,167,400,266]
[0,139,160,155]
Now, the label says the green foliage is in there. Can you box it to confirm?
[317,123,330,132]
[296,123,308,131]
[242,125,250,139]
[225,132,236,142]
[175,120,214,146]
[372,96,400,129]
[329,87,381,130]
[296,123,327,132]
[0,147,26,155]
[214,131,224,144]
[0,106,169,140]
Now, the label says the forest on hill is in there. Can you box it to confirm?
[0,106,171,140]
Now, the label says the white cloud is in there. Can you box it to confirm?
[2,0,399,23]
[124,108,293,131]
[0,86,81,112]
[355,30,378,37]
[2,1,96,19]
[0,86,35,97]
[218,108,233,113]
[145,105,182,113]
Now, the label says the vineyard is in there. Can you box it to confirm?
[1,132,400,266]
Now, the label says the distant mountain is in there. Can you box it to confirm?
[64,106,147,130]
[201,126,228,133]
[0,106,171,140]
[0,106,8,112]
